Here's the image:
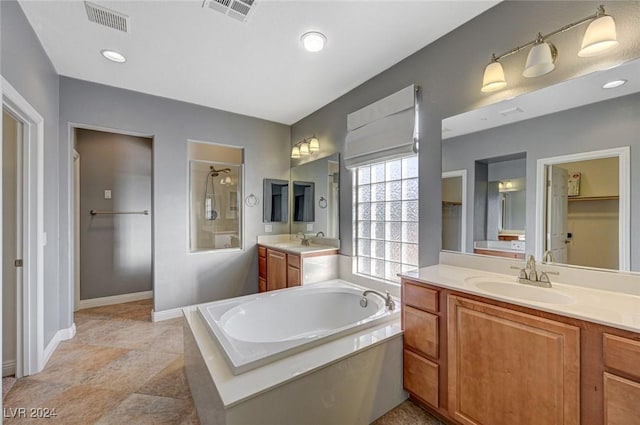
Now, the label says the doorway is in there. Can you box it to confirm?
[441,170,467,252]
[74,128,153,310]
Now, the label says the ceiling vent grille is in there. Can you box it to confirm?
[206,0,257,23]
[85,1,130,33]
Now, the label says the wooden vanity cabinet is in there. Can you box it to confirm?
[258,245,304,292]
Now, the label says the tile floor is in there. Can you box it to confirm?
[3,299,444,425]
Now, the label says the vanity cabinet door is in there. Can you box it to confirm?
[287,264,301,287]
[604,372,640,425]
[266,249,287,291]
[447,295,580,425]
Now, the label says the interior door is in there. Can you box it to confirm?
[546,165,569,263]
[3,109,23,377]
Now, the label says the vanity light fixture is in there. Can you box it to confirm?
[301,32,327,52]
[481,5,618,92]
[291,135,321,158]
[100,49,126,63]
[602,79,627,89]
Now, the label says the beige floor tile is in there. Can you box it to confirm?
[3,377,70,411]
[83,349,179,393]
[137,358,192,400]
[372,400,444,425]
[34,385,128,425]
[35,343,129,386]
[95,393,195,425]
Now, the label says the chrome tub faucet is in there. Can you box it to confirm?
[360,290,395,311]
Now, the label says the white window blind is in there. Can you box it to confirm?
[344,84,418,169]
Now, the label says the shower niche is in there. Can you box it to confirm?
[188,142,244,252]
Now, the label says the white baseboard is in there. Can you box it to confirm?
[77,290,152,310]
[152,306,185,322]
[42,323,76,370]
[3,360,16,377]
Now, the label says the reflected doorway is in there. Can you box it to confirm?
[537,147,629,270]
[442,170,466,252]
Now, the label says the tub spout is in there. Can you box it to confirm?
[362,290,395,311]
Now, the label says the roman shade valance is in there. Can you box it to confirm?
[344,84,418,169]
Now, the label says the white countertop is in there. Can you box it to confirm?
[402,264,640,333]
[258,240,339,255]
[257,234,339,255]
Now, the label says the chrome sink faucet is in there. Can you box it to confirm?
[360,290,395,311]
[296,232,310,246]
[315,231,325,239]
[515,255,554,288]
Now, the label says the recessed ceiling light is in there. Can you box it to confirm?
[101,49,126,63]
[301,32,326,53]
[602,79,627,89]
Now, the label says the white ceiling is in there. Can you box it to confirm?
[19,0,499,124]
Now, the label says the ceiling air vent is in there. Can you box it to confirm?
[499,107,524,117]
[206,0,257,23]
[85,1,130,33]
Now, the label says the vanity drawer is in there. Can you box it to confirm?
[404,306,438,360]
[287,253,300,269]
[404,349,439,408]
[603,333,640,380]
[604,372,640,424]
[258,245,267,258]
[403,281,439,313]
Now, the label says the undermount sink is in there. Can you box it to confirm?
[465,277,574,305]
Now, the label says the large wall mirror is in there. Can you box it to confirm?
[290,153,340,238]
[263,179,289,223]
[442,58,640,272]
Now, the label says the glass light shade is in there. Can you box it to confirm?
[225,176,231,184]
[578,15,618,57]
[523,42,556,78]
[301,32,326,52]
[299,142,310,155]
[291,146,301,158]
[308,137,320,152]
[481,61,507,92]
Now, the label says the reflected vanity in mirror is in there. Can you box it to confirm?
[290,153,340,238]
[263,179,289,223]
[442,58,640,271]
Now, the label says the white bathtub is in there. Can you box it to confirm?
[197,279,399,374]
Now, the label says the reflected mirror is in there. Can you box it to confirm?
[292,181,315,222]
[442,58,640,271]
[290,153,340,238]
[263,179,289,223]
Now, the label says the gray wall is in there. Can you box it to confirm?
[443,92,640,268]
[1,0,61,346]
[76,129,153,300]
[59,77,291,313]
[290,1,640,270]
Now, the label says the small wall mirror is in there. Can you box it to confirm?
[292,181,315,222]
[263,179,289,223]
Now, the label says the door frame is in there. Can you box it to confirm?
[535,147,630,270]
[442,169,467,253]
[2,76,45,376]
